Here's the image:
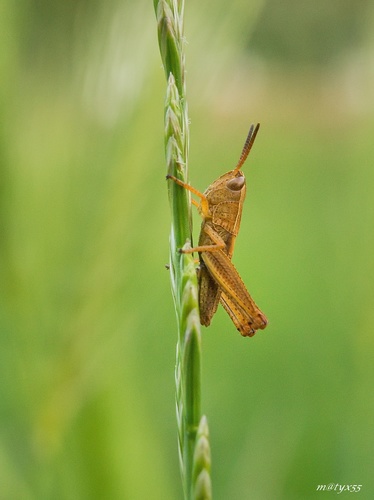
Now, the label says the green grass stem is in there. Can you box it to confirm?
[154,1,212,498]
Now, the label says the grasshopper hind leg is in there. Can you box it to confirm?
[220,291,267,337]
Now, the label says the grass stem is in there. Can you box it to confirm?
[154,1,212,498]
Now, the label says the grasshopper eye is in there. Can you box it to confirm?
[227,176,245,191]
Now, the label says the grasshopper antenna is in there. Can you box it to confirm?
[234,123,260,172]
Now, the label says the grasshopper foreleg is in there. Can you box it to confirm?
[166,175,210,217]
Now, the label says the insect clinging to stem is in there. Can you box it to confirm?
[167,123,268,337]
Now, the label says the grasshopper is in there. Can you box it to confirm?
[167,123,267,337]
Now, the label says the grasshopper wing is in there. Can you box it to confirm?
[198,263,221,326]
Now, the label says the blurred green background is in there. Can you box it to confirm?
[1,0,374,498]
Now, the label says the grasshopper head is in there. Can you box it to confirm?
[204,169,246,206]
[204,123,259,204]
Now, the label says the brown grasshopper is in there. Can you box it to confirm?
[167,123,267,337]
